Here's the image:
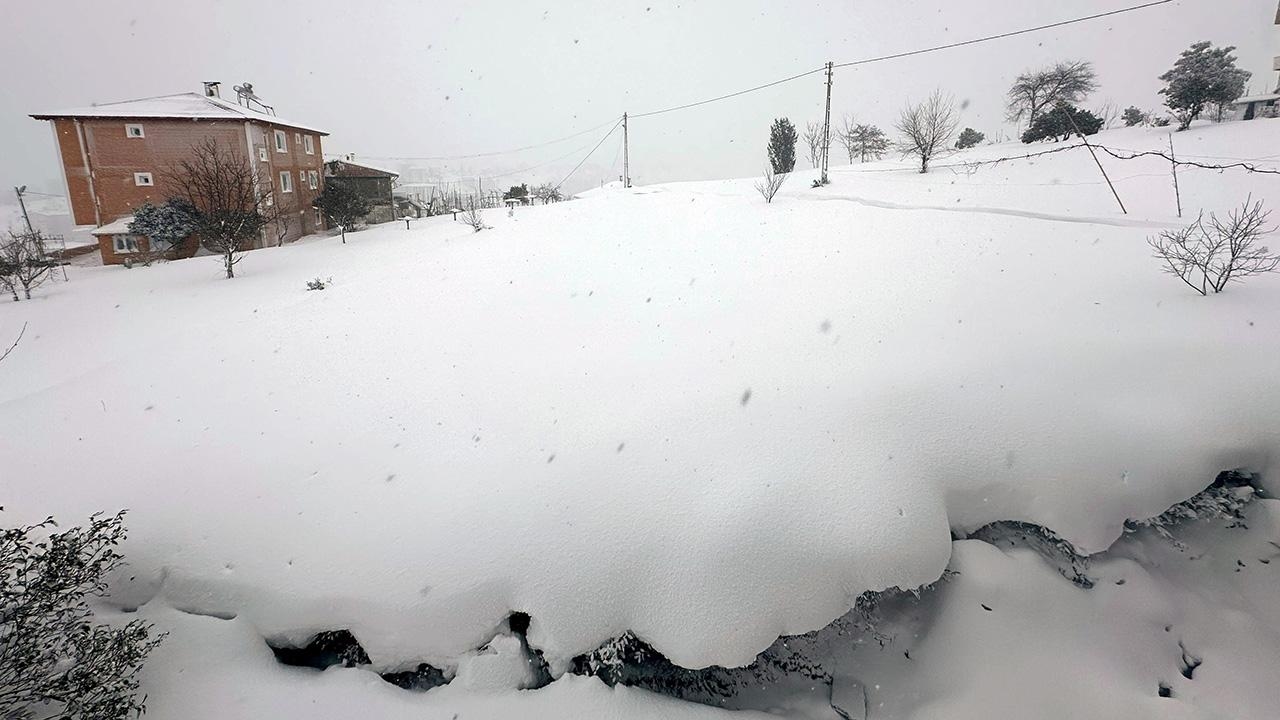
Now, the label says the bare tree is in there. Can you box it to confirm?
[462,199,488,232]
[1006,60,1099,126]
[531,183,563,204]
[0,229,58,300]
[167,137,279,279]
[839,121,890,163]
[895,90,959,174]
[1149,197,1279,295]
[754,166,787,203]
[801,122,824,169]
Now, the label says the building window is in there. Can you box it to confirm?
[134,172,154,186]
[258,147,268,162]
[300,170,306,188]
[279,171,293,193]
[314,208,323,226]
[274,129,287,153]
[295,132,302,146]
[125,124,145,138]
[113,235,139,253]
[308,170,318,190]
[304,135,314,154]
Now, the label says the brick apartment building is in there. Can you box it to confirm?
[31,84,329,265]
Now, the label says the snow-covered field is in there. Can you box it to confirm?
[2,119,1279,718]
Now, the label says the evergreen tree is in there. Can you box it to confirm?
[128,199,199,254]
[1020,104,1103,143]
[1121,106,1148,127]
[955,128,985,149]
[1159,41,1251,130]
[313,182,371,244]
[767,118,798,175]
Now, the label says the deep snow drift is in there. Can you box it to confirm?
[1,119,1279,717]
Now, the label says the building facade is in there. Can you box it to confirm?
[324,160,399,225]
[31,87,329,265]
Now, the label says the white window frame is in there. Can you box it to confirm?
[274,129,287,153]
[304,135,314,154]
[314,207,323,226]
[113,235,139,253]
[300,170,306,188]
[125,124,145,138]
[295,132,302,146]
[279,170,293,193]
[258,146,268,162]
[308,170,318,190]
[134,172,154,186]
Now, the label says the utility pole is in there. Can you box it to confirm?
[14,186,34,234]
[1064,105,1126,215]
[622,113,631,188]
[821,61,833,185]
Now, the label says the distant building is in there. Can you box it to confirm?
[30,83,329,265]
[324,159,398,224]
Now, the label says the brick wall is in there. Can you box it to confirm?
[252,121,327,243]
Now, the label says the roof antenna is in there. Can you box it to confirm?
[202,81,221,98]
[232,82,275,116]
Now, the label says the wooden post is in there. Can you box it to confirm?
[1167,134,1182,218]
[1064,106,1126,215]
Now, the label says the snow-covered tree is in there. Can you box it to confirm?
[1121,106,1149,127]
[1,511,164,720]
[839,122,889,163]
[127,199,199,263]
[1020,104,1102,143]
[313,182,371,244]
[531,183,563,204]
[767,118,798,174]
[895,90,959,173]
[955,127,985,149]
[1159,41,1251,130]
[1006,60,1098,126]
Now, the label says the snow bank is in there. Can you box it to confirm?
[1,120,1278,673]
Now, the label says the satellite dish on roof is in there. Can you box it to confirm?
[232,82,276,116]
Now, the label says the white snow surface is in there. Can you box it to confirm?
[2,120,1279,675]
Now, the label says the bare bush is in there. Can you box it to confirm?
[0,229,58,301]
[462,200,488,232]
[754,166,787,203]
[1149,197,1279,295]
[895,90,959,173]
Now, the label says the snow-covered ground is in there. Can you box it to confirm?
[1,119,1279,718]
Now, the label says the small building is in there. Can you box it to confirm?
[1232,93,1280,121]
[31,83,329,266]
[323,160,398,224]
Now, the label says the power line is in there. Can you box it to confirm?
[833,0,1175,69]
[632,67,827,119]
[345,116,621,162]
[554,118,625,190]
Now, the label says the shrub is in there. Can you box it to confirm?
[755,166,787,203]
[955,127,985,149]
[1121,106,1148,127]
[1,511,164,720]
[1020,104,1102,143]
[306,277,329,291]
[1148,197,1279,295]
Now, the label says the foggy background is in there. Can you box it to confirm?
[2,0,1276,198]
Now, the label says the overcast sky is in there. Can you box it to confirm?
[2,0,1277,199]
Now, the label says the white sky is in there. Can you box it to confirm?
[2,0,1277,197]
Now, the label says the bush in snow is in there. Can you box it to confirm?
[955,127,985,149]
[0,511,164,720]
[313,182,371,244]
[1159,41,1251,130]
[1020,103,1102,143]
[1005,59,1098,126]
[0,229,58,301]
[1148,197,1279,296]
[127,199,199,263]
[895,90,959,173]
[305,277,329,291]
[1122,106,1149,127]
[755,166,787,204]
[462,200,488,233]
[766,118,798,175]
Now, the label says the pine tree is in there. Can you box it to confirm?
[955,128,985,149]
[767,118,798,174]
[1121,106,1148,127]
[1159,41,1251,130]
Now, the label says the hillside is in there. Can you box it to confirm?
[1,119,1279,719]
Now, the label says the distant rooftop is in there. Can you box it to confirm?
[31,92,328,135]
[325,159,398,179]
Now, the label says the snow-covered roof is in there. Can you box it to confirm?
[31,92,328,135]
[89,215,135,235]
[325,159,399,178]
[1232,93,1280,105]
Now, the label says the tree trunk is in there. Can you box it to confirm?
[224,251,235,279]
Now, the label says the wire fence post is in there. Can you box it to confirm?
[1064,107,1126,215]
[1167,133,1182,218]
